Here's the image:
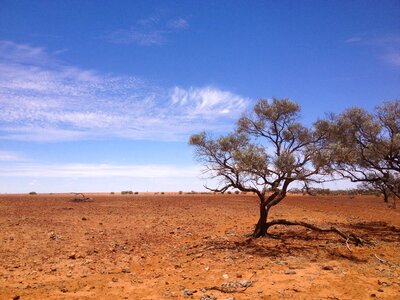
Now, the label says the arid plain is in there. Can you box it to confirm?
[1,194,399,299]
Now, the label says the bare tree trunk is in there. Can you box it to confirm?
[253,203,269,238]
[383,190,389,203]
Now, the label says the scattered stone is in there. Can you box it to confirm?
[222,274,229,279]
[163,290,177,297]
[68,253,76,259]
[216,279,253,292]
[12,296,20,300]
[112,277,118,282]
[60,287,68,293]
[82,217,87,221]
[48,232,61,240]
[377,288,384,292]
[182,288,194,296]
[322,265,334,271]
[200,294,217,300]
[378,280,391,287]
[284,269,297,275]
[122,268,131,273]
[370,294,377,298]
[205,266,210,271]
[225,298,235,300]
[238,279,252,288]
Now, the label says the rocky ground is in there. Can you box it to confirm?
[0,193,399,299]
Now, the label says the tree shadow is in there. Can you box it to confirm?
[194,221,400,262]
[347,221,400,242]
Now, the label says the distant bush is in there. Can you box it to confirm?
[70,192,92,202]
[234,190,240,194]
[29,191,37,195]
[134,191,139,195]
[227,191,232,194]
[288,188,302,194]
[110,192,115,195]
[178,191,183,194]
[121,191,133,195]
[161,192,165,195]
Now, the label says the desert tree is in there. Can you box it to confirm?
[358,180,393,204]
[190,98,364,244]
[321,100,399,207]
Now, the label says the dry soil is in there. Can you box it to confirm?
[1,193,399,299]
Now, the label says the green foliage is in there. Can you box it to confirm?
[320,99,399,201]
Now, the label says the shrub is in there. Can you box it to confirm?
[178,191,183,194]
[121,191,133,195]
[134,192,139,195]
[29,191,37,195]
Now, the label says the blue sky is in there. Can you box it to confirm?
[0,1,399,193]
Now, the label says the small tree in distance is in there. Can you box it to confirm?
[190,98,364,244]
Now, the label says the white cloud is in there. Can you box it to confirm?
[171,86,247,116]
[167,18,188,30]
[103,15,188,46]
[345,37,362,43]
[103,29,165,46]
[346,34,400,68]
[0,40,249,142]
[0,162,201,178]
[0,150,25,161]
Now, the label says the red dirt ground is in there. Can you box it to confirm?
[0,194,399,299]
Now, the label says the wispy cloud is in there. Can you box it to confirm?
[103,29,165,46]
[171,86,247,116]
[346,34,400,68]
[0,150,25,161]
[0,40,249,142]
[103,15,188,46]
[0,162,200,178]
[167,18,188,30]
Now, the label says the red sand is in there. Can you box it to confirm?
[1,194,399,299]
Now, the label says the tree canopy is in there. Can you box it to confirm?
[190,98,398,243]
[321,99,400,206]
[191,99,336,238]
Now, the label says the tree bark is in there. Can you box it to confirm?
[253,203,269,238]
[383,190,388,203]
